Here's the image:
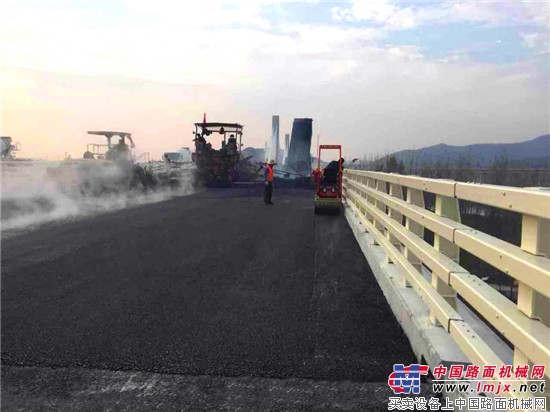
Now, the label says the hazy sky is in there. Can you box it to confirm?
[1,0,549,160]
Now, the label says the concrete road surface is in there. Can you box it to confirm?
[2,187,417,411]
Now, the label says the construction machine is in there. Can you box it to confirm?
[1,137,20,160]
[192,120,246,187]
[46,131,150,196]
[314,145,343,214]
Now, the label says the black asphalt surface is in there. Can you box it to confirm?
[2,187,416,410]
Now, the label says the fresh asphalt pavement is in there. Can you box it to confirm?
[1,187,417,410]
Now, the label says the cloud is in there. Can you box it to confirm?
[331,1,398,24]
[331,0,550,30]
[120,0,272,30]
[0,2,383,86]
[385,45,424,60]
[521,32,540,49]
[230,50,548,156]
[520,31,549,55]
[1,1,548,160]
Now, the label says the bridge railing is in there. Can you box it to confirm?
[136,152,151,163]
[343,170,550,390]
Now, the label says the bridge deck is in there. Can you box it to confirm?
[1,188,416,410]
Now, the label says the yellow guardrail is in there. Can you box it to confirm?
[343,169,550,400]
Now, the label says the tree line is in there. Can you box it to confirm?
[351,152,549,187]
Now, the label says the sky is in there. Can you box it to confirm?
[1,0,549,160]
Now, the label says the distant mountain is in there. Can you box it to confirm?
[392,135,550,168]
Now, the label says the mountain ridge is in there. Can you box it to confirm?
[391,134,549,168]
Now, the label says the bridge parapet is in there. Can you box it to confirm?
[343,170,550,401]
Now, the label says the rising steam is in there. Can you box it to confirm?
[1,160,194,232]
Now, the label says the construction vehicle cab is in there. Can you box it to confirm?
[46,130,150,197]
[83,131,136,163]
[192,121,243,186]
[314,145,343,214]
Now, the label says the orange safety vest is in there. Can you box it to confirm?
[266,165,274,182]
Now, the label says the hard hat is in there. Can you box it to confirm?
[268,159,276,165]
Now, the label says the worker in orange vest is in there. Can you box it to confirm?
[263,159,276,204]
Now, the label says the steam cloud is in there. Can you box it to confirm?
[1,160,194,232]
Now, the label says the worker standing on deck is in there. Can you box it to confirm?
[264,159,276,205]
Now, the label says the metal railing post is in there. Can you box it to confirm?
[387,182,404,263]
[405,187,425,287]
[373,180,386,246]
[516,210,550,395]
[366,177,376,224]
[432,194,459,324]
[519,214,550,323]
